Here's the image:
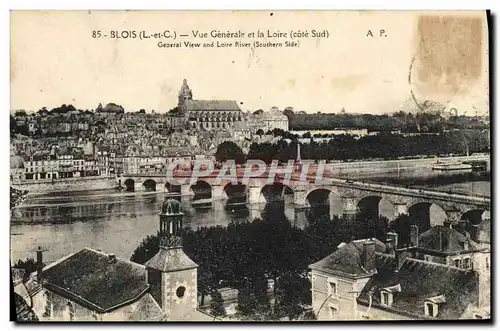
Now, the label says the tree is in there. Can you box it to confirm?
[283,107,294,118]
[138,109,146,114]
[253,109,264,115]
[13,258,44,282]
[256,129,264,135]
[96,103,104,112]
[14,110,27,117]
[237,286,257,316]
[215,141,246,164]
[210,290,227,318]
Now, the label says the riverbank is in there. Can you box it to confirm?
[11,176,117,195]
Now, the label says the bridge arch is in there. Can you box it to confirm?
[224,181,247,200]
[124,179,135,192]
[143,179,157,192]
[408,202,447,232]
[357,195,384,220]
[165,182,181,195]
[190,180,212,200]
[306,188,331,207]
[260,182,294,203]
[460,209,490,241]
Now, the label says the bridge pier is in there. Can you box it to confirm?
[341,196,357,220]
[211,183,225,201]
[248,203,264,221]
[181,183,191,196]
[294,186,308,208]
[248,181,262,205]
[134,181,144,192]
[392,202,409,219]
[443,206,463,226]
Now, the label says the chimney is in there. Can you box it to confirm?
[387,232,398,249]
[362,240,376,271]
[108,253,117,263]
[409,225,419,248]
[36,246,43,283]
[394,248,409,272]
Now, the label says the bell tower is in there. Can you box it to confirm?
[178,78,193,107]
[145,198,199,320]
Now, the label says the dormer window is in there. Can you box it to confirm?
[464,240,470,250]
[380,284,401,306]
[424,295,446,318]
[425,302,437,317]
[454,258,462,268]
[327,277,338,297]
[381,291,391,306]
[463,257,471,269]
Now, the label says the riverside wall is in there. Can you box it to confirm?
[11,177,117,194]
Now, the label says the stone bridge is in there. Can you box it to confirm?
[120,170,490,227]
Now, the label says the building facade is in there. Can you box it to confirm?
[177,79,244,131]
[310,225,491,321]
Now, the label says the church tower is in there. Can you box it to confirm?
[145,198,199,320]
[178,79,193,107]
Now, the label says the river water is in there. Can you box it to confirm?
[10,181,490,263]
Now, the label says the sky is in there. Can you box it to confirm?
[10,11,489,115]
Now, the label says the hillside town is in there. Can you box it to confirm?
[10,79,291,182]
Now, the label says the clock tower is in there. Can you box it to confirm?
[145,198,199,320]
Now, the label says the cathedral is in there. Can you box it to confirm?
[177,79,244,130]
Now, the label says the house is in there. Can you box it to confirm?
[310,225,490,321]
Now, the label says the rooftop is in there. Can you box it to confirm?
[417,226,482,255]
[309,238,386,277]
[357,253,479,320]
[41,247,149,313]
[145,246,198,273]
[184,100,241,112]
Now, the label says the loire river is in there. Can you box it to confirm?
[10,181,490,263]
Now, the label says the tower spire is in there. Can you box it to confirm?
[158,198,184,248]
[178,79,193,107]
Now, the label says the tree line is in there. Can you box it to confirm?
[286,111,489,132]
[216,130,489,164]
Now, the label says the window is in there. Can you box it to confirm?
[454,259,462,268]
[425,302,438,317]
[424,255,432,262]
[463,257,471,269]
[327,278,337,297]
[43,292,52,318]
[176,286,186,298]
[381,292,390,306]
[66,302,75,321]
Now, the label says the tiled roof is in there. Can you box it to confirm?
[309,239,386,277]
[357,253,479,319]
[417,226,482,254]
[184,100,241,112]
[41,248,149,313]
[145,247,198,272]
[14,293,39,322]
[110,293,166,321]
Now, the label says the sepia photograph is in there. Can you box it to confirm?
[9,10,491,322]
